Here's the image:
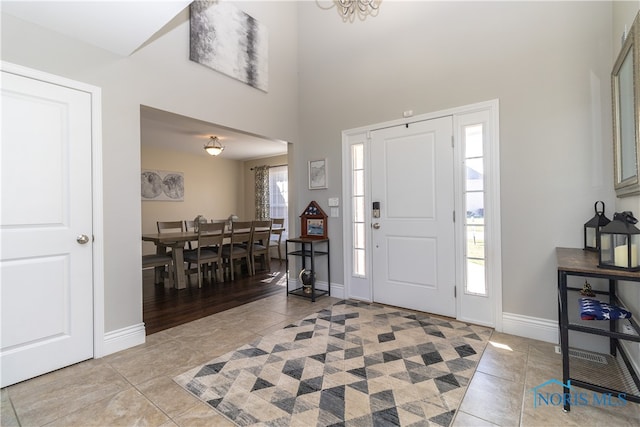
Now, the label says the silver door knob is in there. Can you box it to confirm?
[372,223,381,229]
[76,234,90,244]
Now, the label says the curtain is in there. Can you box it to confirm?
[254,165,270,220]
[269,165,288,240]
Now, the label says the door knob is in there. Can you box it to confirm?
[76,234,90,244]
[372,223,381,229]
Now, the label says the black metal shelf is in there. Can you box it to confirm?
[556,248,640,411]
[565,287,640,341]
[287,250,329,257]
[286,238,330,302]
[287,287,330,299]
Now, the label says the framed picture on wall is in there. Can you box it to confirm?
[141,169,184,201]
[308,159,327,189]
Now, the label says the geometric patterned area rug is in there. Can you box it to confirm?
[174,300,492,426]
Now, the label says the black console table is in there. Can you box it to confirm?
[556,247,640,411]
[286,238,330,302]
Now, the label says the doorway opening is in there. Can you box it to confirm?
[139,105,290,334]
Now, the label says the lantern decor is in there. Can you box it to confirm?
[598,211,640,271]
[583,201,610,251]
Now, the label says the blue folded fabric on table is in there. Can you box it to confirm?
[579,298,632,320]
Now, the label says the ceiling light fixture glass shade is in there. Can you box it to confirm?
[204,136,224,156]
[335,0,381,21]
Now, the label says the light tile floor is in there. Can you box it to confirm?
[2,295,639,426]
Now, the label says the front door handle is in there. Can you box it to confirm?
[372,223,381,229]
[76,234,90,244]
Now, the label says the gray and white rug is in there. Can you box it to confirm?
[174,300,492,426]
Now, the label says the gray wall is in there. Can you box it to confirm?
[2,1,638,343]
[296,1,619,322]
[612,0,640,374]
[1,2,299,333]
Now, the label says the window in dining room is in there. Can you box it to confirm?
[269,165,288,240]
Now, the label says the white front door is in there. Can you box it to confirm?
[1,68,94,387]
[370,117,456,317]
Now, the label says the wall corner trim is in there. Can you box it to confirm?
[502,312,558,344]
[101,323,146,357]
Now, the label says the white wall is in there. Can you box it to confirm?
[1,1,299,334]
[296,1,615,323]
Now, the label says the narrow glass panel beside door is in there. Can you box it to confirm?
[464,124,487,296]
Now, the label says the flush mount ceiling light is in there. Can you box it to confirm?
[204,136,225,156]
[334,0,381,22]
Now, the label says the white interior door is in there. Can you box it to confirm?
[1,69,94,387]
[370,117,456,317]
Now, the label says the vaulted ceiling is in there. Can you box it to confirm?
[2,1,287,160]
[2,1,191,56]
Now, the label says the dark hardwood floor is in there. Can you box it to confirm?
[143,260,287,335]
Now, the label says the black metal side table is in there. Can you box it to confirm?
[286,238,330,302]
[556,247,640,412]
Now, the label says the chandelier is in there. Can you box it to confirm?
[334,0,381,21]
[204,136,225,156]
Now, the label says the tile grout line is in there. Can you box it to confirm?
[5,391,22,427]
[133,374,199,426]
[519,342,538,427]
[452,329,498,426]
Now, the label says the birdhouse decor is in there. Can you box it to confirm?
[300,201,328,239]
[598,211,640,271]
[583,201,610,251]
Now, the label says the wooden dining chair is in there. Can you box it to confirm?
[150,221,184,283]
[157,220,196,279]
[184,220,200,250]
[268,218,285,263]
[183,222,225,287]
[210,219,229,235]
[141,253,174,287]
[250,220,272,275]
[157,220,184,233]
[156,221,185,251]
[220,220,253,280]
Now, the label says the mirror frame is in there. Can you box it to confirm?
[612,13,640,197]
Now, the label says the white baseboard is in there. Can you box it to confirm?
[329,282,345,299]
[502,312,558,344]
[101,323,146,356]
[502,314,640,373]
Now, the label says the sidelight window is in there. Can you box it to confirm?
[463,124,486,295]
[352,143,366,276]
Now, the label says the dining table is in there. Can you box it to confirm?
[143,223,286,289]
[142,224,274,289]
